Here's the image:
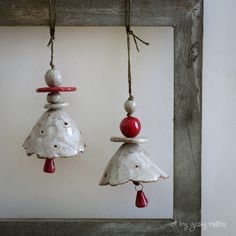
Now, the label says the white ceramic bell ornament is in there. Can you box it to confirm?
[23,69,85,173]
[23,15,85,173]
[99,0,168,207]
[99,98,168,208]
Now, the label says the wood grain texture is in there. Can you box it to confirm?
[0,0,203,235]
[0,0,199,26]
[174,1,203,235]
[0,219,176,236]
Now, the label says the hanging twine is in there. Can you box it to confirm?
[125,0,149,100]
[47,0,57,69]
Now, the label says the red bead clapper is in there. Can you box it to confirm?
[135,190,148,208]
[43,159,55,173]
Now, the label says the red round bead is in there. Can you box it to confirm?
[120,116,141,138]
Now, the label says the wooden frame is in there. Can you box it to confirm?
[0,0,203,235]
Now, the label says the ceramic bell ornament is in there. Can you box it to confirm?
[99,0,168,208]
[23,0,85,173]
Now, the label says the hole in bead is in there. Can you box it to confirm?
[63,121,70,128]
[135,165,139,168]
[54,144,58,148]
[133,181,140,186]
[41,130,44,134]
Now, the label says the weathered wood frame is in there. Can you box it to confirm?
[0,0,203,235]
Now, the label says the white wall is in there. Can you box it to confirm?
[0,27,173,218]
[0,0,235,233]
[202,0,236,235]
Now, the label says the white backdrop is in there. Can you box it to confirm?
[202,0,236,235]
[0,27,173,218]
[1,1,236,234]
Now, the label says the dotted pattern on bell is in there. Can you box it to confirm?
[23,68,86,174]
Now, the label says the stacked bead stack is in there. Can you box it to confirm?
[99,98,168,208]
[38,68,76,110]
[23,68,85,173]
[120,99,141,138]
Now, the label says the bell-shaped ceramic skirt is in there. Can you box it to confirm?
[23,109,85,158]
[99,143,168,186]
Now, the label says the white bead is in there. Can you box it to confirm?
[47,92,61,104]
[45,69,62,87]
[110,136,149,144]
[44,102,69,110]
[124,99,137,114]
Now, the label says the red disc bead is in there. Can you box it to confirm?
[36,87,77,93]
[120,116,141,138]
